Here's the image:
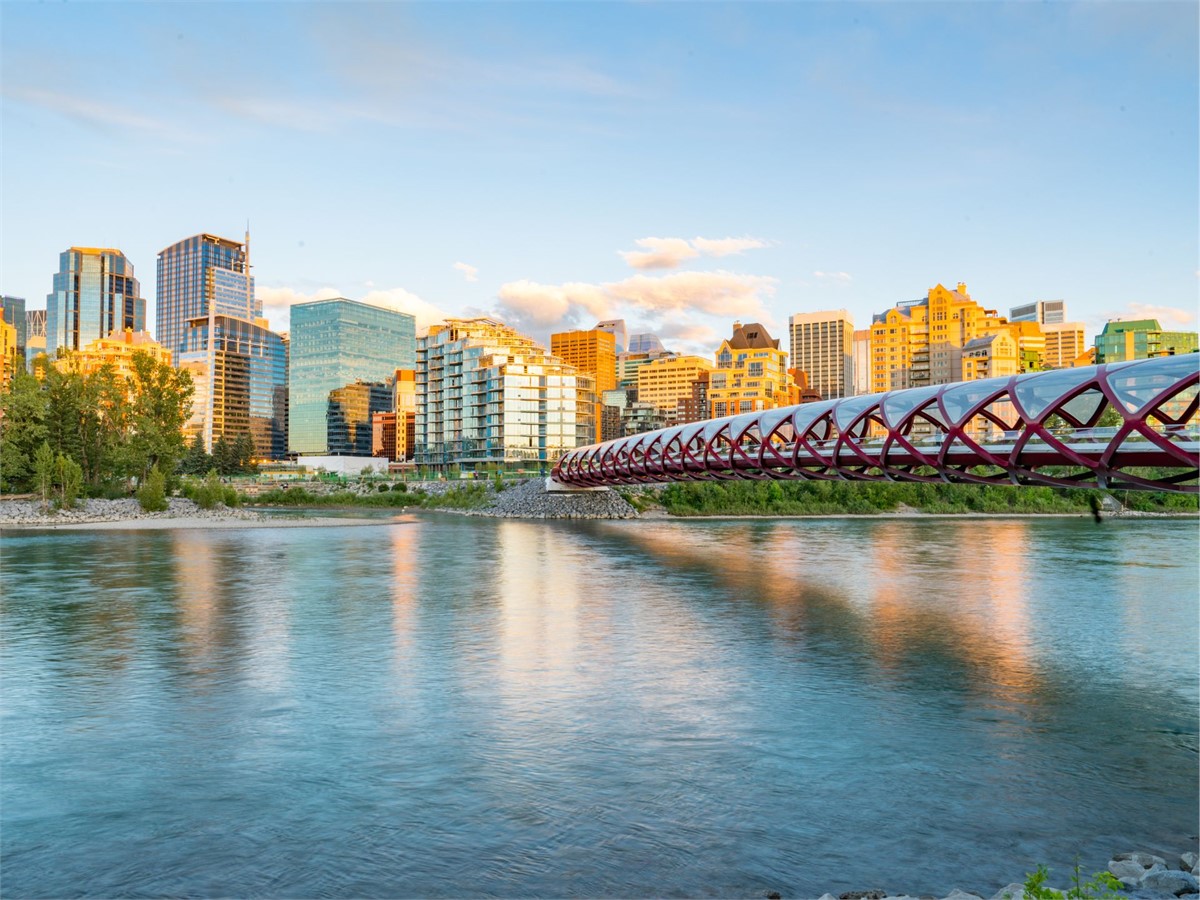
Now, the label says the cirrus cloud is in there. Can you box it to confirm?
[619,235,773,270]
[453,261,479,283]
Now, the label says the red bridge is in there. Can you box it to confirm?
[552,354,1199,493]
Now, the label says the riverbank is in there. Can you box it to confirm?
[0,498,392,530]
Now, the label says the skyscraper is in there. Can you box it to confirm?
[289,298,416,455]
[1,295,27,360]
[789,310,854,400]
[46,248,145,357]
[156,233,259,361]
[1009,300,1066,325]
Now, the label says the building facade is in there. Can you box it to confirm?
[1041,322,1088,368]
[789,310,854,400]
[1009,300,1066,325]
[1095,320,1199,363]
[852,328,872,396]
[46,247,145,358]
[24,309,46,371]
[55,329,172,382]
[328,381,393,456]
[636,354,713,421]
[156,233,258,362]
[415,318,582,472]
[870,282,1011,393]
[2,295,27,363]
[0,312,16,389]
[178,316,289,459]
[288,298,416,456]
[708,322,794,418]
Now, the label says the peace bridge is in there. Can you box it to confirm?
[551,354,1199,494]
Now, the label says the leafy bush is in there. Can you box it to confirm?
[393,482,407,493]
[55,454,83,509]
[136,464,169,512]
[378,483,390,492]
[1019,863,1123,900]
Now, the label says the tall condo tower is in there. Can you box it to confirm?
[789,310,854,400]
[46,248,145,357]
[156,233,259,362]
[289,298,416,456]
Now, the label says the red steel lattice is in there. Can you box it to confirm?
[552,354,1199,493]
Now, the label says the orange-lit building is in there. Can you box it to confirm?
[871,282,1015,392]
[54,329,172,381]
[708,322,796,418]
[637,354,713,422]
[552,328,615,446]
[0,312,16,389]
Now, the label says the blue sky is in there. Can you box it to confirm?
[2,1,1197,354]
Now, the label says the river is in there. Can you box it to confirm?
[2,515,1197,897]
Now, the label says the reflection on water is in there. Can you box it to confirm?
[2,517,1196,898]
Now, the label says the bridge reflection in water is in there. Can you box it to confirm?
[553,354,1199,492]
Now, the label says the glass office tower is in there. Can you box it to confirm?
[289,298,416,455]
[1,295,27,359]
[178,316,289,460]
[46,248,145,357]
[157,233,259,361]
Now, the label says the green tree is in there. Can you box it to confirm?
[0,372,49,492]
[136,464,169,512]
[33,441,55,508]
[212,436,234,476]
[125,351,193,484]
[180,433,212,476]
[233,432,257,474]
[55,453,83,509]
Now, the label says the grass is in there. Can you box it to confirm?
[246,483,493,511]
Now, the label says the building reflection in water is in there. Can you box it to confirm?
[172,530,220,679]
[389,517,421,684]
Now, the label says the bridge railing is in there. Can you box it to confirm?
[552,354,1199,492]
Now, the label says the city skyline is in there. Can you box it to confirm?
[2,2,1197,357]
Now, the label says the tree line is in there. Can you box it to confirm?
[0,351,255,498]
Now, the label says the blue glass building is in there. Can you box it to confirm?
[156,233,259,362]
[179,316,289,460]
[289,299,416,455]
[46,248,145,357]
[1,295,27,359]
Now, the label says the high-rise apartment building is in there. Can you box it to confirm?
[1041,322,1087,368]
[178,316,289,459]
[870,282,1010,392]
[415,318,582,472]
[289,298,416,456]
[156,233,259,361]
[1095,320,1199,363]
[789,310,854,400]
[637,354,714,421]
[1010,300,1066,325]
[46,248,145,358]
[55,330,172,383]
[708,322,795,418]
[551,329,617,394]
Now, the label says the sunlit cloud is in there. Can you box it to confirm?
[453,261,479,283]
[619,235,773,270]
[1123,303,1197,328]
[495,270,776,334]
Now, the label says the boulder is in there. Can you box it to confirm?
[990,884,1028,900]
[942,892,983,900]
[1140,868,1198,896]
[1113,860,1151,882]
[1182,853,1200,873]
[1114,852,1168,870]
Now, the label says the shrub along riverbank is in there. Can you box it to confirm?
[247,483,493,511]
[648,479,1198,517]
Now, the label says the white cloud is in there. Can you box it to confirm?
[619,237,700,270]
[453,261,479,283]
[256,284,449,333]
[1123,303,1197,328]
[619,235,773,270]
[813,270,853,282]
[691,236,773,257]
[495,270,776,334]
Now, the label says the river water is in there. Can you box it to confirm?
[2,515,1197,897]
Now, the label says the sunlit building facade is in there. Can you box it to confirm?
[288,298,416,456]
[708,322,794,418]
[46,247,145,358]
[1041,322,1087,369]
[0,313,16,389]
[636,354,713,422]
[54,330,172,382]
[156,233,258,362]
[870,282,1011,392]
[416,318,582,472]
[961,331,1020,382]
[1010,300,1065,325]
[179,315,289,459]
[788,310,854,400]
[24,309,46,373]
[2,295,27,364]
[328,381,393,456]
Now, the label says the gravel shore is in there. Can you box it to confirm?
[0,498,389,530]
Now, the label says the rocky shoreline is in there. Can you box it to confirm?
[0,497,264,527]
[785,848,1199,900]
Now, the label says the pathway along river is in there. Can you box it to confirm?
[3,515,1197,897]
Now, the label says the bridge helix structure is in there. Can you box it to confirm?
[552,354,1199,493]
